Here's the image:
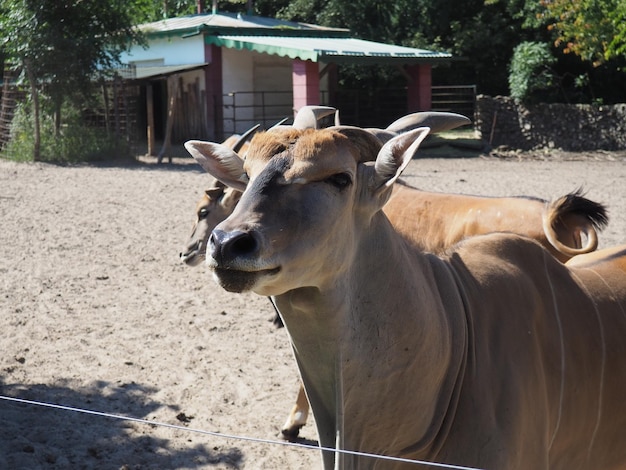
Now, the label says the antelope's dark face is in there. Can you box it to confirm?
[179,183,242,266]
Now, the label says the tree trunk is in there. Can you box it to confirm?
[24,59,41,162]
[54,99,62,138]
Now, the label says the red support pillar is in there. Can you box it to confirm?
[204,43,224,141]
[292,59,320,115]
[406,63,432,112]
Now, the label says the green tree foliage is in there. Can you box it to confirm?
[0,0,144,160]
[4,99,124,163]
[134,0,197,22]
[606,1,626,60]
[509,41,556,102]
[541,0,626,65]
[133,0,253,22]
[1,0,145,105]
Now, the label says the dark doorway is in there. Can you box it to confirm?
[138,80,167,142]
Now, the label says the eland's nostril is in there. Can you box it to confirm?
[210,229,258,264]
[231,232,257,254]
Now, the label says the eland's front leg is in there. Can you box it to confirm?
[281,384,310,439]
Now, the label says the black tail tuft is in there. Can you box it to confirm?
[557,188,609,230]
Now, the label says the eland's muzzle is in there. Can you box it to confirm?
[209,229,259,267]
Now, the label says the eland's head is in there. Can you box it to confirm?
[185,125,430,296]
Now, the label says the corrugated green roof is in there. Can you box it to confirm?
[207,35,451,64]
[137,13,452,64]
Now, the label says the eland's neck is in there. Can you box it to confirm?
[273,214,468,468]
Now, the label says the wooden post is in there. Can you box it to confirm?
[158,75,179,164]
[320,62,338,108]
[113,76,120,142]
[146,82,156,156]
[101,80,110,135]
[24,59,41,162]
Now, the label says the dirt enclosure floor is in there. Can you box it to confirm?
[1,150,625,469]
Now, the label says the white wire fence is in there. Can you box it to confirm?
[0,394,484,470]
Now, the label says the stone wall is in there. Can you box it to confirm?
[475,95,626,151]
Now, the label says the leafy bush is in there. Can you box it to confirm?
[3,100,130,163]
[509,42,557,102]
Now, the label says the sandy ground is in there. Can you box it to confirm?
[1,150,625,469]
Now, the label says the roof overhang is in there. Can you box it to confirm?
[205,35,452,65]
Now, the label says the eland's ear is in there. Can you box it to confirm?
[205,185,226,200]
[371,127,430,191]
[185,140,248,192]
[331,126,383,162]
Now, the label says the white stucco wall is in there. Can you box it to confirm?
[252,51,293,92]
[222,47,254,94]
[120,35,206,66]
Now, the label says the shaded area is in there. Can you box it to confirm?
[416,132,487,159]
[0,380,244,469]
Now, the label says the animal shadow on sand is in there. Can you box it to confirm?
[0,379,244,469]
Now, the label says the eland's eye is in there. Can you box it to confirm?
[198,208,209,219]
[325,173,352,189]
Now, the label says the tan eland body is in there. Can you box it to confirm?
[182,144,608,441]
[187,126,626,469]
[182,112,607,440]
